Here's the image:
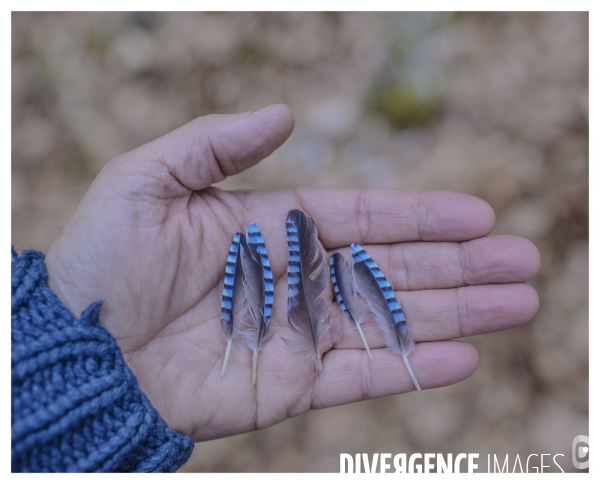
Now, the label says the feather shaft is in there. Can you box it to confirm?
[238,223,273,385]
[220,232,245,377]
[221,341,232,378]
[330,253,372,359]
[285,210,331,372]
[350,243,421,390]
[252,346,259,386]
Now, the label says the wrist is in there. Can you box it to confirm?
[11,249,194,472]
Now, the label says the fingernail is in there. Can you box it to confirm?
[251,105,274,116]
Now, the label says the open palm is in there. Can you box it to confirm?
[45,105,540,442]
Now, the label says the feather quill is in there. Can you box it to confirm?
[350,243,421,390]
[330,253,373,359]
[238,223,274,386]
[220,232,246,377]
[285,209,331,372]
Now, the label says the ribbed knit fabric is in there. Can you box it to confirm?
[11,249,195,472]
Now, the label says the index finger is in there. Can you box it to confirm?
[294,188,495,248]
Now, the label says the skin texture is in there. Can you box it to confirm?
[45,104,541,442]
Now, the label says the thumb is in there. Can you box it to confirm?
[112,104,294,193]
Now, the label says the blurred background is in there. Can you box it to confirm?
[11,12,588,472]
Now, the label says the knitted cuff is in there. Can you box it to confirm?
[11,249,195,472]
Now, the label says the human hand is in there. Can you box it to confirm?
[45,104,540,441]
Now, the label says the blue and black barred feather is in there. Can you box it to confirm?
[285,210,331,372]
[220,232,246,377]
[350,243,421,390]
[330,253,372,359]
[238,223,274,385]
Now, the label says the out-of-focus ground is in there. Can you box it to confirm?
[12,12,588,472]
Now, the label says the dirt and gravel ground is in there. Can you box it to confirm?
[12,12,588,472]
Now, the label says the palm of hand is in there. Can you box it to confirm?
[45,105,540,441]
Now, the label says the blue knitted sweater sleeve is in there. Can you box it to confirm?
[11,249,195,472]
